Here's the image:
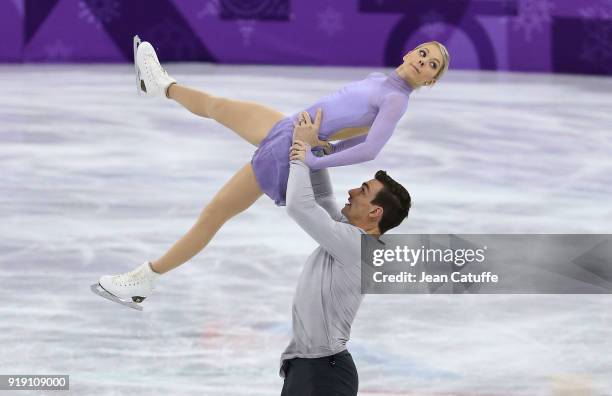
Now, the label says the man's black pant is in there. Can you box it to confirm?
[280,350,358,396]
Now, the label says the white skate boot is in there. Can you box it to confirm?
[133,35,176,98]
[91,262,160,311]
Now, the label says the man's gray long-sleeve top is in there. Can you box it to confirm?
[279,159,366,378]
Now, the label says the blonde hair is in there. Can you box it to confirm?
[416,41,450,84]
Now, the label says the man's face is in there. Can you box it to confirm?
[341,178,384,225]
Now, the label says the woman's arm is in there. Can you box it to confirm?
[328,134,367,154]
[328,126,369,141]
[305,93,409,170]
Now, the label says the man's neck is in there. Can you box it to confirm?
[346,215,380,235]
[353,221,380,235]
[365,227,381,235]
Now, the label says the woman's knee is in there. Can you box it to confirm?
[197,200,231,224]
[205,95,229,120]
[196,164,261,224]
[197,194,249,224]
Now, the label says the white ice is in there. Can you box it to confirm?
[1,64,611,395]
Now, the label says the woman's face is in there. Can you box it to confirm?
[402,43,444,87]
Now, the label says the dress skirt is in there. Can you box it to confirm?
[250,116,294,206]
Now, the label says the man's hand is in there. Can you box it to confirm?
[290,140,311,162]
[292,109,331,154]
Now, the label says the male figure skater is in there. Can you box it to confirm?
[281,112,411,395]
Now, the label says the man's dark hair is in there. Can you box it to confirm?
[371,170,411,234]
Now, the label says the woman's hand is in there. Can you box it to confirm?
[292,109,329,150]
[321,140,333,155]
[290,140,311,162]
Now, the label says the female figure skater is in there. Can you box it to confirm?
[91,38,449,310]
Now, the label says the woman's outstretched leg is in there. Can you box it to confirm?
[167,84,284,147]
[149,162,262,274]
[136,40,284,146]
[93,164,263,308]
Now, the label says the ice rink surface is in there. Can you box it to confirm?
[1,64,611,395]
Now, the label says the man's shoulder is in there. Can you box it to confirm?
[320,221,364,266]
[325,215,366,257]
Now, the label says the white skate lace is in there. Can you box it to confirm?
[144,53,170,89]
[113,265,153,288]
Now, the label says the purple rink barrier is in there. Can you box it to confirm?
[1,0,611,75]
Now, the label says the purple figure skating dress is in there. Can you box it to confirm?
[250,70,413,206]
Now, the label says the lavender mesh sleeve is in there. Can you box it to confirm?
[305,93,409,170]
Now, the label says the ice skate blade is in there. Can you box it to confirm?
[90,283,144,311]
[133,35,143,96]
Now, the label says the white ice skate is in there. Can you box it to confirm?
[90,262,160,311]
[133,35,176,98]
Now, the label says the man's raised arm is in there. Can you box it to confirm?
[292,109,343,221]
[286,157,357,262]
[309,150,342,221]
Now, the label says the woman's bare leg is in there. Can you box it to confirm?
[149,163,262,274]
[167,84,284,147]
